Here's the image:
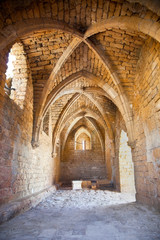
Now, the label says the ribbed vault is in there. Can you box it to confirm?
[0,0,160,209]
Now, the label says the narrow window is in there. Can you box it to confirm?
[75,131,91,150]
[82,140,86,150]
[6,51,15,80]
[5,51,16,95]
[5,43,30,109]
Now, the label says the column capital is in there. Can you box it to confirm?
[127,140,136,149]
[31,140,39,148]
[51,152,57,158]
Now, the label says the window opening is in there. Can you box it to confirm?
[82,140,86,150]
[6,51,16,79]
[75,130,91,150]
[5,43,29,109]
[5,51,16,95]
[119,130,136,194]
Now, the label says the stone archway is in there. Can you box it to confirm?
[0,0,160,213]
[119,130,136,194]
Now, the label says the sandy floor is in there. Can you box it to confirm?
[0,190,160,240]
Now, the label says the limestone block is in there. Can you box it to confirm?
[72,181,82,190]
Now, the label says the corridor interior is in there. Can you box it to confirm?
[0,0,160,239]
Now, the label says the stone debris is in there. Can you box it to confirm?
[36,190,136,210]
[0,0,160,218]
[0,190,160,240]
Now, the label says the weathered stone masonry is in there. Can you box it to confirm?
[0,0,160,213]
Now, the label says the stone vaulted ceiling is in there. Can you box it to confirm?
[0,0,160,145]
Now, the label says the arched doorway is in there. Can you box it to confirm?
[119,130,136,194]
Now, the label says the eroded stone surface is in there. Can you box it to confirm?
[0,0,160,212]
[0,190,159,240]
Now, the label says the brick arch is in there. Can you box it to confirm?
[84,117,105,153]
[0,19,83,52]
[0,17,146,147]
[43,71,119,118]
[59,110,115,182]
[38,71,131,146]
[85,16,160,43]
[2,16,159,146]
[52,90,114,154]
[34,36,131,146]
[47,71,123,115]
[34,71,116,145]
[36,34,133,146]
[53,109,108,184]
[59,109,107,156]
[52,93,81,152]
[0,21,83,133]
[0,5,159,53]
[75,126,91,141]
[74,126,92,150]
[31,15,160,147]
[56,87,114,138]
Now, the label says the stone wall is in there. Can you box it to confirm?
[75,132,91,150]
[60,120,106,182]
[0,0,159,211]
[114,110,135,193]
[119,130,136,193]
[133,37,160,209]
[0,45,53,205]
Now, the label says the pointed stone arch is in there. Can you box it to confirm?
[36,71,132,146]
[52,90,114,154]
[84,16,160,43]
[1,16,158,149]
[75,126,92,150]
[60,109,106,155]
